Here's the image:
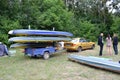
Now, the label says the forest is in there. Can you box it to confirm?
[0,0,120,44]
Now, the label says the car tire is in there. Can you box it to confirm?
[91,45,95,49]
[43,52,50,60]
[77,47,82,52]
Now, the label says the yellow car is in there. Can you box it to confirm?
[64,38,95,52]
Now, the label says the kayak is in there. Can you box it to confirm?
[68,55,120,73]
[9,36,72,43]
[8,29,73,37]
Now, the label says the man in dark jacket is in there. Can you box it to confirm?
[113,33,118,55]
[98,33,104,56]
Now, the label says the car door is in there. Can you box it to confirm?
[83,39,88,49]
[86,40,92,48]
[85,40,90,48]
[79,39,86,49]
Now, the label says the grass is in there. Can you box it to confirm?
[0,44,120,80]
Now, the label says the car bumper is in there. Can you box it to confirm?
[64,46,77,51]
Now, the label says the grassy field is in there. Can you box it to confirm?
[0,44,120,80]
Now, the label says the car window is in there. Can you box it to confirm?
[80,39,87,42]
[80,39,86,42]
[83,39,86,42]
[80,39,84,42]
[86,40,90,42]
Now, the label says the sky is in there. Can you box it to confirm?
[106,0,120,13]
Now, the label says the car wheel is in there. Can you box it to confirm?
[91,45,95,49]
[43,52,50,60]
[77,47,82,52]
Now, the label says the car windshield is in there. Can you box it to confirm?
[71,38,79,43]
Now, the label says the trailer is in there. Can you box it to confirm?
[8,29,73,59]
[24,46,65,60]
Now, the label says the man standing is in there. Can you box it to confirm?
[58,41,64,50]
[113,33,118,55]
[98,33,104,56]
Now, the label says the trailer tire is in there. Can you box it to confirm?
[43,52,50,60]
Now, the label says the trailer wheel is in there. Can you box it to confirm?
[43,52,50,60]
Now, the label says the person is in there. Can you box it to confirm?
[58,41,64,50]
[106,34,112,55]
[0,42,9,57]
[98,33,104,56]
[0,42,5,56]
[112,33,118,55]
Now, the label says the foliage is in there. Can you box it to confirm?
[66,0,120,39]
[111,16,120,40]
[38,0,73,31]
[0,0,74,44]
[0,16,21,44]
[72,19,97,41]
[16,0,74,31]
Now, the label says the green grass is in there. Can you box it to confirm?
[0,44,120,80]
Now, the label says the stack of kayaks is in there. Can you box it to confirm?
[8,29,73,48]
[68,55,120,73]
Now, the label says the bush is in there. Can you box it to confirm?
[0,16,21,45]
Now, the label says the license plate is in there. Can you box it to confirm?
[66,44,71,46]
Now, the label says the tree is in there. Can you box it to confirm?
[0,16,21,44]
[65,0,114,37]
[111,16,120,39]
[0,0,74,44]
[37,0,73,31]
